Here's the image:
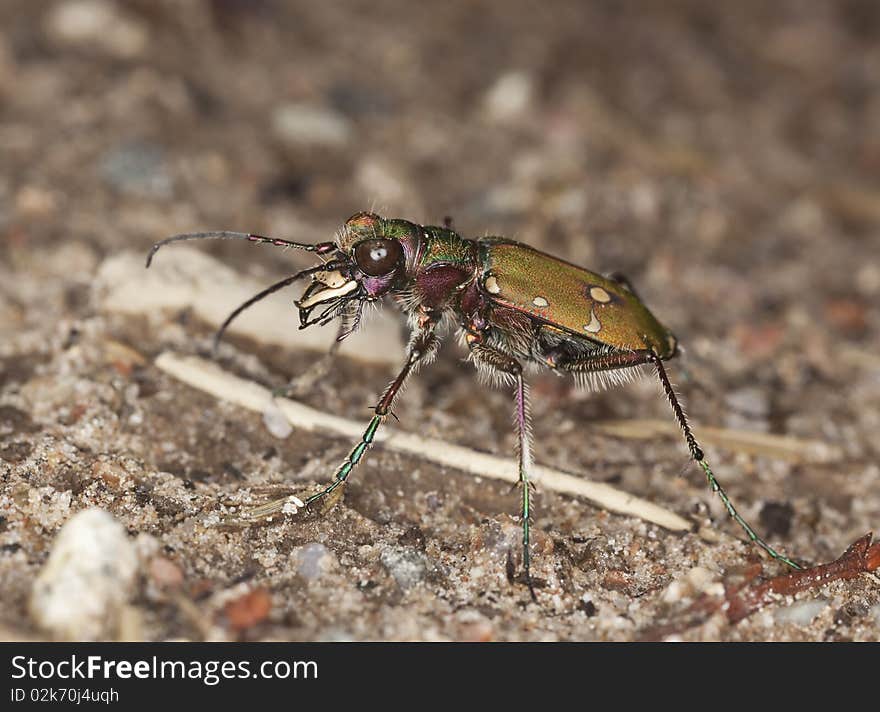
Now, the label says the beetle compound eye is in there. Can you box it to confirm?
[354,239,401,276]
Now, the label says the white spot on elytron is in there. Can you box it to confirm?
[584,308,601,333]
[532,296,549,308]
[485,275,501,294]
[590,286,612,303]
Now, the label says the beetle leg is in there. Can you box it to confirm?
[467,336,538,601]
[556,348,803,570]
[273,321,346,399]
[607,271,642,299]
[303,321,439,510]
[511,371,537,602]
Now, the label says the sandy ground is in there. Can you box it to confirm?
[1,0,879,641]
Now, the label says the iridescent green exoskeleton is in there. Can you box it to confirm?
[147,212,801,600]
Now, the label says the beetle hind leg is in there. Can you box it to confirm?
[555,348,803,570]
[467,336,538,601]
[512,371,538,602]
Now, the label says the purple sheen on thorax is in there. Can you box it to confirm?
[415,264,472,308]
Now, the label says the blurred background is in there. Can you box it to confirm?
[0,1,878,641]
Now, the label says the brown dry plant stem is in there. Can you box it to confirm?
[723,533,880,624]
[645,533,880,638]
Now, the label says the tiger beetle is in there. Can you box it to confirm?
[146,211,802,600]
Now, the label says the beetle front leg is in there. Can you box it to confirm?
[303,321,439,510]
[555,348,802,570]
[467,337,537,602]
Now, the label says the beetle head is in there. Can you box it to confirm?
[295,212,415,330]
[147,214,418,347]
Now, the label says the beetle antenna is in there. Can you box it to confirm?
[212,263,336,354]
[146,231,337,268]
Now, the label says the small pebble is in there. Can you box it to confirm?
[14,185,57,217]
[380,546,427,590]
[724,387,769,431]
[100,141,172,198]
[45,0,148,58]
[773,598,828,626]
[823,298,867,336]
[662,579,688,604]
[281,495,305,515]
[149,556,184,590]
[291,542,336,582]
[272,103,352,147]
[855,264,880,296]
[29,509,138,640]
[483,71,533,121]
[262,403,292,439]
[685,566,718,595]
[355,157,408,206]
[223,588,272,632]
[662,567,724,603]
[455,611,494,642]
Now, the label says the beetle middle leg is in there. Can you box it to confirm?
[554,348,802,570]
[303,320,439,510]
[467,337,538,601]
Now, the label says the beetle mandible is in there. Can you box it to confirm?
[147,211,801,599]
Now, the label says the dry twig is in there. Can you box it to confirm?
[722,532,880,624]
[155,352,691,532]
[593,419,840,463]
[643,533,880,637]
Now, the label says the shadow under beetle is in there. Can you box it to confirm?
[147,212,801,600]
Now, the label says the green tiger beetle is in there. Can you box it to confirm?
[147,211,802,600]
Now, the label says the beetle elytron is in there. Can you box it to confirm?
[147,212,801,599]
